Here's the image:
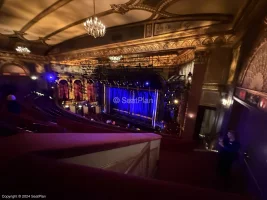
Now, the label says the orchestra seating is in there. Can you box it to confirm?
[12,92,137,133]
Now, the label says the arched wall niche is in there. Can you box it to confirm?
[0,63,30,76]
[58,79,69,100]
[73,79,83,101]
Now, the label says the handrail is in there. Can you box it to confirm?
[125,142,150,176]
[243,156,263,199]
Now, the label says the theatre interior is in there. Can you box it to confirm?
[1,0,267,199]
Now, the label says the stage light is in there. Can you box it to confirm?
[145,81,149,86]
[46,73,56,82]
[31,75,38,80]
[174,99,179,104]
[78,105,82,108]
[64,105,69,108]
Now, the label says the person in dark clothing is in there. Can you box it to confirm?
[6,94,21,114]
[217,130,240,187]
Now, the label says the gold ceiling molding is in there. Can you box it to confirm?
[51,59,97,66]
[0,50,48,62]
[49,33,235,61]
[20,0,73,33]
[51,49,195,67]
[175,49,195,65]
[0,0,244,46]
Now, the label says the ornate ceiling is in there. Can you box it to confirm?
[0,0,249,50]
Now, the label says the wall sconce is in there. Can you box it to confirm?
[221,98,228,106]
[221,94,233,107]
[187,72,193,83]
[188,113,194,118]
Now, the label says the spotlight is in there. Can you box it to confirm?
[64,105,69,108]
[31,75,38,80]
[46,73,56,82]
[174,99,179,104]
[145,81,149,86]
[78,105,82,108]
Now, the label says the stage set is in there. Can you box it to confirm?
[55,62,193,133]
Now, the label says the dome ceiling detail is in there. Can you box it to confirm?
[0,0,249,47]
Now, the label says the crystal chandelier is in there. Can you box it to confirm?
[84,0,105,38]
[15,46,31,54]
[109,55,122,63]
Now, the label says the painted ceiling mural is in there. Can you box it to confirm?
[241,16,267,93]
[0,0,250,55]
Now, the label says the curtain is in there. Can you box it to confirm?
[199,109,216,136]
[179,62,194,76]
[132,90,156,119]
[109,87,131,114]
[59,83,69,100]
[87,84,96,102]
[74,82,82,101]
[109,87,156,119]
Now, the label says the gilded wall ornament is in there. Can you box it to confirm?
[51,34,233,62]
[242,41,267,92]
[0,50,48,62]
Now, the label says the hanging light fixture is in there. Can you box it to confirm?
[15,46,31,54]
[109,55,123,63]
[84,0,106,38]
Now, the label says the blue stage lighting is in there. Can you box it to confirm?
[145,81,149,86]
[46,73,56,82]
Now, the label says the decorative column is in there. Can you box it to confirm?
[178,91,189,136]
[183,51,210,140]
[69,79,74,100]
[82,79,88,101]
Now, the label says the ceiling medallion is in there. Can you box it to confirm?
[15,46,31,54]
[84,0,105,38]
[109,55,123,63]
